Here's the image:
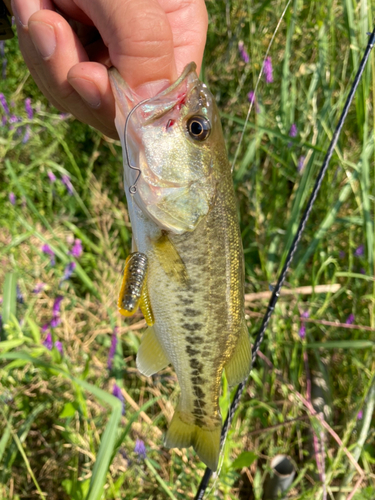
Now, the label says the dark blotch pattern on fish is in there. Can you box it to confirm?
[186,346,200,357]
[181,322,203,332]
[184,308,202,317]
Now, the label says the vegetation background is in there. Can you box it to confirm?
[1,0,375,498]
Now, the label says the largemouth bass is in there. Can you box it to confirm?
[109,63,252,471]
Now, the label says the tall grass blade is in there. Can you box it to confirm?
[1,273,17,338]
[145,458,179,500]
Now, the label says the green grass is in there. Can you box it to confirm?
[1,0,375,498]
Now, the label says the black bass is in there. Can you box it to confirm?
[109,63,252,471]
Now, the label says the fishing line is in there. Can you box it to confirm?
[194,24,375,500]
[207,4,294,492]
[231,0,293,172]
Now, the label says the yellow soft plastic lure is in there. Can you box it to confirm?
[118,252,154,326]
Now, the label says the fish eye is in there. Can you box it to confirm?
[186,115,211,141]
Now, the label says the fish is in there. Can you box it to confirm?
[108,62,252,471]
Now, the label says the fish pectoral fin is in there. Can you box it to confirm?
[164,409,221,472]
[224,320,252,387]
[153,233,189,286]
[136,326,169,376]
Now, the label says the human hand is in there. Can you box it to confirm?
[11,0,208,138]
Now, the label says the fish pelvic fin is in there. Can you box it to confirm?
[136,326,169,376]
[165,410,221,471]
[224,319,252,387]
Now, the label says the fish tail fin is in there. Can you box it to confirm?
[193,424,221,472]
[165,409,221,471]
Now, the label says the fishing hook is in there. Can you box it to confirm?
[123,99,149,195]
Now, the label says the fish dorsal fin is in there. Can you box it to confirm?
[224,320,252,387]
[136,326,170,376]
[153,233,189,286]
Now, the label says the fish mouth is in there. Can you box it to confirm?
[138,62,199,126]
[108,62,198,123]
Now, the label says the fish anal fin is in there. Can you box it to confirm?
[225,320,252,387]
[165,409,221,471]
[136,326,169,376]
[153,233,189,286]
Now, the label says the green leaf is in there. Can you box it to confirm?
[59,402,79,419]
[306,340,374,349]
[26,317,41,344]
[0,338,31,352]
[62,478,90,500]
[231,451,257,469]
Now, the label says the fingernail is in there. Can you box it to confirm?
[134,79,171,99]
[68,78,101,108]
[29,21,56,59]
[12,0,40,28]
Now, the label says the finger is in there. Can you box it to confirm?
[73,0,177,97]
[159,0,208,75]
[12,0,65,109]
[14,5,117,137]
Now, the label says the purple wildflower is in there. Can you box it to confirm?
[8,114,20,130]
[238,41,250,64]
[33,282,46,294]
[134,439,147,459]
[22,125,31,144]
[43,332,53,350]
[339,250,346,259]
[50,316,61,328]
[345,314,355,325]
[16,285,24,304]
[42,243,54,256]
[60,262,76,284]
[47,170,56,183]
[263,57,273,83]
[357,410,363,420]
[1,116,6,126]
[0,93,9,115]
[299,324,306,339]
[360,268,366,275]
[301,310,309,319]
[51,296,63,328]
[297,156,305,173]
[42,244,56,266]
[112,384,125,414]
[61,174,74,195]
[289,124,297,137]
[107,327,118,370]
[355,245,364,257]
[24,98,33,119]
[54,340,63,355]
[247,91,260,113]
[53,296,63,314]
[42,323,49,332]
[43,331,63,354]
[9,192,15,205]
[69,239,83,258]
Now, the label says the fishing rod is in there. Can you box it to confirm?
[194,24,375,500]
